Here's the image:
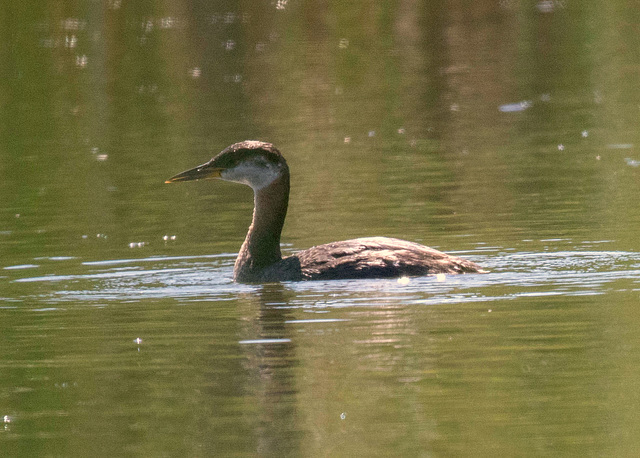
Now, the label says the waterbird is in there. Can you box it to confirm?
[166,141,485,282]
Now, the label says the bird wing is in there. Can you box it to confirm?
[293,237,482,280]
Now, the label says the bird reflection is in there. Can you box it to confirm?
[237,284,300,455]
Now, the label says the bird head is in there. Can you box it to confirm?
[165,141,288,191]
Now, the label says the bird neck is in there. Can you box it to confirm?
[234,173,290,282]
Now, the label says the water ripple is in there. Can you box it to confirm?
[4,250,640,307]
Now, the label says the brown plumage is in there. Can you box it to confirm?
[166,141,485,283]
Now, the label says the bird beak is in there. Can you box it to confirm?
[165,162,224,183]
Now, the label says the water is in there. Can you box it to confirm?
[2,1,640,456]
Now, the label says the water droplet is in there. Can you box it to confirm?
[499,101,531,112]
[65,35,77,49]
[159,17,178,29]
[594,91,603,104]
[536,0,555,13]
[75,54,88,68]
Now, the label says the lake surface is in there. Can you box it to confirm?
[2,1,640,456]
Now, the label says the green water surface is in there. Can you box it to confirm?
[1,1,640,456]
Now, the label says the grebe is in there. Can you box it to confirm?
[166,141,484,282]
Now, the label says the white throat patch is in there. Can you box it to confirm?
[221,160,282,191]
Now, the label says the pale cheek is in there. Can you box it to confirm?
[222,164,280,191]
